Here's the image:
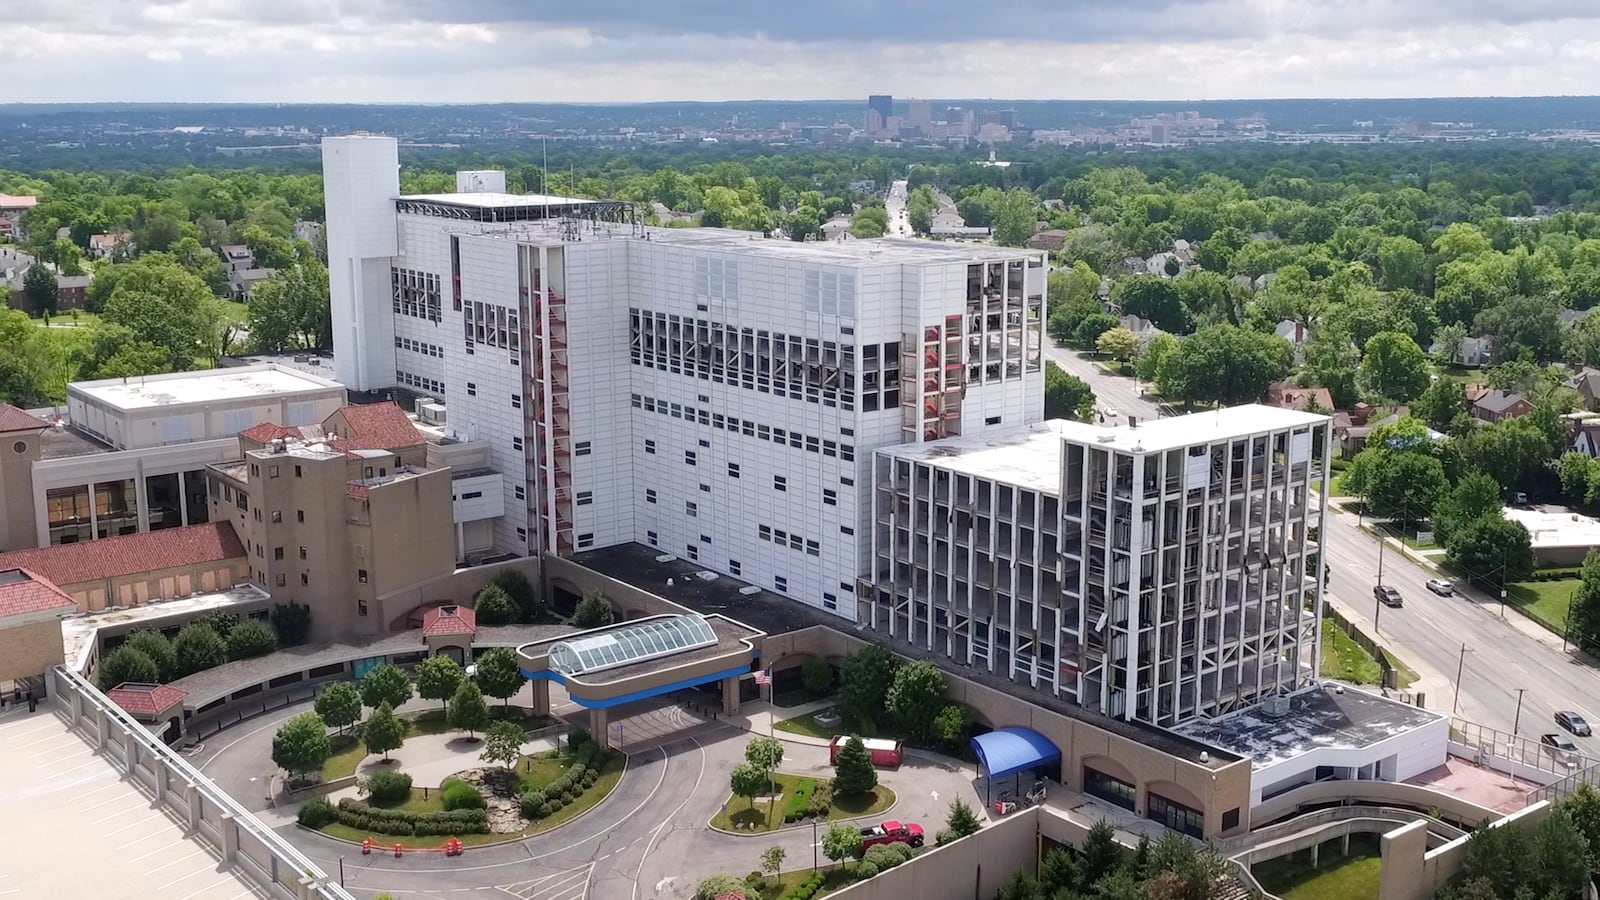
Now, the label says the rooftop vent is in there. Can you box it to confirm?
[1260,694,1292,719]
[694,571,719,582]
[1096,434,1117,443]
[654,554,677,563]
[738,586,762,596]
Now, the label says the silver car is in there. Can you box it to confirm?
[1426,579,1454,596]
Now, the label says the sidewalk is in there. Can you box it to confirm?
[725,697,835,746]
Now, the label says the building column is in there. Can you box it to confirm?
[1310,842,1320,868]
[69,688,82,725]
[186,783,202,833]
[722,676,741,716]
[531,680,550,717]
[87,480,99,539]
[590,708,609,750]
[1342,832,1351,857]
[155,760,170,803]
[122,727,139,776]
[134,474,150,533]
[178,471,189,526]
[220,812,239,863]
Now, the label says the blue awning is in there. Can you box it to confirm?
[971,727,1061,780]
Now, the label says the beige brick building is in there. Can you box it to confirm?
[0,567,77,688]
[0,522,248,612]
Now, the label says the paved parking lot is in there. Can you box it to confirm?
[0,705,266,900]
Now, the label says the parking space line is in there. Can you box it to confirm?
[67,781,121,802]
[145,848,208,875]
[92,801,150,824]
[117,828,173,851]
[131,841,185,863]
[104,813,164,837]
[159,864,217,892]
[83,791,140,812]
[176,876,243,900]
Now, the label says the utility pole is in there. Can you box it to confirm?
[1451,643,1471,715]
[1514,688,1527,734]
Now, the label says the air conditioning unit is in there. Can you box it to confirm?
[739,586,762,596]
[694,571,719,582]
[418,402,447,426]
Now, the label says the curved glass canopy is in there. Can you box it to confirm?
[547,614,718,676]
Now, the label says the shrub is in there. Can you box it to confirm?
[519,790,546,818]
[780,872,827,900]
[471,584,519,626]
[538,800,558,818]
[332,798,490,836]
[567,728,592,753]
[98,644,160,690]
[226,619,278,660]
[271,602,312,646]
[441,778,486,811]
[123,630,177,682]
[935,829,955,846]
[297,797,336,828]
[172,623,228,678]
[364,770,413,804]
[862,843,907,871]
[854,861,879,880]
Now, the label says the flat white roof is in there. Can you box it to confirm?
[1050,404,1329,454]
[401,191,597,209]
[1503,506,1600,549]
[70,365,343,411]
[878,422,1070,496]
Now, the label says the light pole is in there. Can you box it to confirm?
[1514,688,1527,734]
[812,816,819,870]
[1451,643,1472,715]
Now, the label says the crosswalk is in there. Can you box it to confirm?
[497,863,594,900]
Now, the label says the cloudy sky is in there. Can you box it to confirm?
[5,0,1600,103]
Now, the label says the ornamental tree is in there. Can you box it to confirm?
[359,662,413,711]
[272,712,331,782]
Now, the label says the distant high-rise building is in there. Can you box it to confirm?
[999,109,1020,130]
[868,95,894,123]
[907,100,932,129]
[864,109,885,134]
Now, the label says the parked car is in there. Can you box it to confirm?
[859,820,924,851]
[1556,711,1592,736]
[1542,733,1580,758]
[1425,579,1455,596]
[1374,585,1403,607]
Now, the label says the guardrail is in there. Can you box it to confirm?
[47,665,356,900]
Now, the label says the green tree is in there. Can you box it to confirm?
[0,309,68,406]
[1561,783,1600,865]
[1357,331,1431,404]
[97,645,160,690]
[832,735,879,795]
[574,589,615,628]
[271,712,331,782]
[474,647,524,711]
[1096,326,1140,362]
[837,644,899,731]
[906,185,937,234]
[1135,332,1179,384]
[123,630,176,682]
[70,323,170,380]
[1467,419,1553,494]
[479,719,525,770]
[995,871,1043,900]
[760,845,786,883]
[22,265,57,314]
[490,569,543,622]
[1376,235,1425,291]
[1080,820,1124,885]
[800,656,833,696]
[1474,295,1566,365]
[850,206,889,239]
[1432,472,1503,547]
[822,820,864,862]
[745,735,785,772]
[362,702,405,762]
[1445,517,1535,591]
[946,798,982,839]
[1044,361,1096,422]
[1039,847,1082,895]
[694,873,748,900]
[993,189,1040,247]
[225,619,277,660]
[885,660,947,741]
[314,682,362,736]
[100,256,212,370]
[416,655,464,714]
[730,762,770,810]
[172,623,228,678]
[359,663,414,711]
[932,704,970,746]
[1113,276,1189,334]
[1074,312,1121,347]
[1414,378,1469,431]
[1568,549,1600,653]
[1532,806,1593,898]
[1157,324,1292,407]
[472,584,518,626]
[1365,451,1448,524]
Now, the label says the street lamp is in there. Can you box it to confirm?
[1514,688,1527,734]
[1451,643,1472,715]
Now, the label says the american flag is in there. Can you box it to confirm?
[753,668,771,686]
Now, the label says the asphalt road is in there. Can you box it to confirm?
[1049,341,1600,747]
[885,179,914,238]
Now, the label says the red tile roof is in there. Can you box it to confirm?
[239,422,326,444]
[0,568,77,619]
[0,404,48,434]
[107,683,188,718]
[0,522,246,587]
[422,605,477,637]
[329,402,425,454]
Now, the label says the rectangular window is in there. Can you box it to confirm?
[298,546,307,559]
[728,463,740,478]
[514,485,525,500]
[516,527,527,541]
[773,475,787,492]
[698,438,710,448]
[296,509,304,522]
[273,546,284,561]
[685,501,698,517]
[822,489,837,506]
[646,489,657,504]
[823,593,838,611]
[774,576,788,593]
[644,439,656,454]
[647,530,658,544]
[578,533,595,549]
[805,539,820,557]
[271,510,282,522]
[575,442,592,456]
[700,534,711,544]
[758,525,772,541]
[295,465,303,478]
[699,483,711,493]
[512,436,523,451]
[576,491,593,506]
[301,573,309,586]
[358,568,369,583]
[986,415,1003,425]
[511,394,522,410]
[275,573,286,587]
[685,451,697,466]
[467,382,477,396]
[686,544,699,561]
[729,559,742,575]
[268,465,279,478]
[1083,766,1137,811]
[358,598,369,616]
[841,525,855,536]
[840,477,854,487]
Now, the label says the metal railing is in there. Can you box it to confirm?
[1451,718,1599,781]
[1218,805,1465,857]
[49,665,356,900]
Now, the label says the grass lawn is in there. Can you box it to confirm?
[318,753,625,848]
[1371,520,1439,551]
[321,734,364,781]
[407,706,548,738]
[1253,835,1382,900]
[517,749,573,793]
[1319,621,1383,684]
[1506,580,1577,636]
[765,867,855,898]
[711,772,896,834]
[774,711,839,740]
[1382,650,1421,689]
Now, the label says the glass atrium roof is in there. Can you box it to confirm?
[547,614,718,676]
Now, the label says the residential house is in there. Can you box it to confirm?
[0,194,37,240]
[1472,390,1532,423]
[1116,314,1165,345]
[1573,369,1600,412]
[1253,272,1278,291]
[1145,251,1188,278]
[1274,320,1310,365]
[1335,406,1405,458]
[229,267,276,301]
[55,275,91,312]
[1266,381,1334,413]
[219,245,255,273]
[1172,239,1196,265]
[88,231,132,261]
[1116,256,1146,275]
[292,220,323,246]
[0,247,34,290]
[1560,307,1598,328]
[1572,421,1600,458]
[1430,335,1494,367]
[819,216,853,241]
[1027,229,1069,252]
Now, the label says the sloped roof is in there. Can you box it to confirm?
[328,402,425,453]
[107,683,188,718]
[239,422,325,444]
[0,404,48,434]
[422,605,477,637]
[0,568,77,619]
[1474,390,1529,414]
[0,522,245,587]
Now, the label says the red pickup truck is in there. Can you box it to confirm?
[859,820,925,850]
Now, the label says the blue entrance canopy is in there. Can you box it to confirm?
[971,727,1062,780]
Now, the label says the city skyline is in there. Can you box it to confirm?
[6,1,1600,103]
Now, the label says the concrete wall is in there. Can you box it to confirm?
[1379,802,1551,900]
[378,555,542,630]
[826,805,1041,900]
[0,425,40,552]
[57,558,250,613]
[1252,777,1499,828]
[0,617,66,681]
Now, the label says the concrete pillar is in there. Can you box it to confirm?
[1343,832,1351,856]
[186,783,202,833]
[722,676,741,715]
[531,680,550,717]
[70,688,82,725]
[122,727,139,776]
[87,481,99,539]
[178,471,189,526]
[96,709,109,749]
[134,473,150,533]
[155,761,170,803]
[590,708,609,749]
[1310,842,1319,868]
[296,877,319,900]
[220,813,239,863]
